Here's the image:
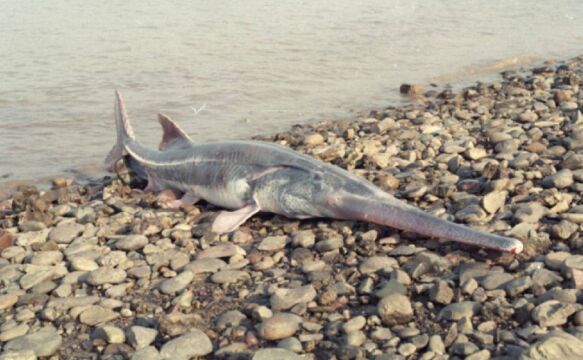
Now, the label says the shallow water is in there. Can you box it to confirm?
[0,0,582,184]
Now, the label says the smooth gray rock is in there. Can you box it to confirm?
[4,327,62,357]
[159,329,213,359]
[253,348,302,360]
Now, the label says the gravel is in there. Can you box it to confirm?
[2,57,583,358]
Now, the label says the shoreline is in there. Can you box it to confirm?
[1,55,583,359]
[0,53,562,194]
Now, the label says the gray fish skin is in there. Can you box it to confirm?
[107,91,523,254]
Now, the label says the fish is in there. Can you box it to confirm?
[105,91,523,254]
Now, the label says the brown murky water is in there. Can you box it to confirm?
[1,0,582,186]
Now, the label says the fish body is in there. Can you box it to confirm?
[106,91,523,254]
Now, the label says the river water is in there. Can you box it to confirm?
[0,0,582,185]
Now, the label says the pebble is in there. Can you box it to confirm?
[277,337,302,353]
[292,230,315,248]
[159,271,194,294]
[0,293,19,310]
[439,302,480,321]
[482,191,507,214]
[257,313,302,340]
[79,305,119,325]
[131,346,161,360]
[210,270,250,284]
[29,251,63,266]
[0,324,29,342]
[196,243,245,259]
[159,329,213,359]
[343,315,367,333]
[0,351,37,360]
[15,229,50,246]
[69,256,99,271]
[359,256,398,274]
[531,300,577,327]
[542,169,574,189]
[4,327,62,357]
[86,267,127,285]
[252,348,302,360]
[48,222,84,244]
[257,235,288,251]
[183,258,226,274]
[377,293,413,326]
[93,325,126,344]
[115,234,149,250]
[514,202,546,223]
[128,326,158,349]
[430,280,454,305]
[521,332,583,359]
[270,285,317,311]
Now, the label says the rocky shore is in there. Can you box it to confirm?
[2,56,583,360]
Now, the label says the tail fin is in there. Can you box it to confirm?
[327,193,523,254]
[105,91,136,172]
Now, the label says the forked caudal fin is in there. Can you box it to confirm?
[104,91,136,172]
[158,113,194,151]
[327,193,524,254]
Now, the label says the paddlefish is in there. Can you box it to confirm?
[105,91,523,254]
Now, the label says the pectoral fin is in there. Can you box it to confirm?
[211,204,260,234]
[165,193,200,209]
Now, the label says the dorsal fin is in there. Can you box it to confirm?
[158,113,194,151]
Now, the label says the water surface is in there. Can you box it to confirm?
[0,0,582,184]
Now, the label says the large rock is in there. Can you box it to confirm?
[4,327,62,357]
[520,332,583,359]
[531,300,577,327]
